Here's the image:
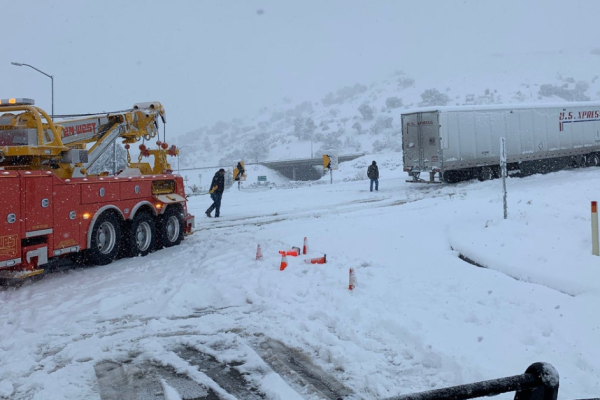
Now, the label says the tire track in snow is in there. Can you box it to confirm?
[192,185,471,233]
[254,338,361,400]
[193,197,406,232]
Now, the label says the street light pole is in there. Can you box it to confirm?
[11,62,54,119]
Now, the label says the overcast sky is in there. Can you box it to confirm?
[3,0,600,137]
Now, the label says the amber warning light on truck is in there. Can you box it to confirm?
[0,98,35,106]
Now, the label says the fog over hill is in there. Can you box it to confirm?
[176,49,600,170]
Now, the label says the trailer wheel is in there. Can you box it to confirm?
[126,212,156,257]
[478,167,494,181]
[587,154,600,167]
[492,166,502,179]
[87,212,121,265]
[572,155,586,168]
[442,170,462,183]
[157,206,184,248]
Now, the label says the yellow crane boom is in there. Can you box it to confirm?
[0,98,178,178]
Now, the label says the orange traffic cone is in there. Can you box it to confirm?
[279,254,288,271]
[279,247,301,257]
[349,268,356,290]
[256,244,263,261]
[303,237,308,255]
[304,254,326,264]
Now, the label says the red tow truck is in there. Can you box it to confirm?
[0,98,194,279]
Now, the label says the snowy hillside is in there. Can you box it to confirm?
[176,49,600,169]
[1,155,599,399]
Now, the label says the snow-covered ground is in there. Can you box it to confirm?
[1,153,599,399]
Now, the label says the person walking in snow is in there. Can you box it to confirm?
[234,161,245,181]
[367,160,379,192]
[234,161,245,191]
[206,168,226,218]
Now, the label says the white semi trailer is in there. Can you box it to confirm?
[401,102,600,183]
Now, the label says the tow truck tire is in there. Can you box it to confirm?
[87,212,121,266]
[157,206,184,248]
[126,212,156,257]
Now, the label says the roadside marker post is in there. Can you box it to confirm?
[592,201,599,256]
[500,137,508,220]
[256,244,263,261]
[323,154,338,185]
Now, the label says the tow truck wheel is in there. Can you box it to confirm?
[127,212,156,257]
[87,212,121,265]
[157,206,184,248]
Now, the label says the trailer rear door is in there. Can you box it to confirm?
[403,119,421,169]
[403,111,440,172]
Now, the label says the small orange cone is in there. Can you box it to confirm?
[279,254,288,271]
[278,247,301,257]
[303,237,308,255]
[349,268,356,290]
[304,254,326,264]
[256,244,263,261]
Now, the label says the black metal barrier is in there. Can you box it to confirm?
[383,362,598,400]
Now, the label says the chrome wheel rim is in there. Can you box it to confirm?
[135,221,152,251]
[165,215,180,242]
[97,222,116,254]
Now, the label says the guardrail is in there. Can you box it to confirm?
[384,362,598,400]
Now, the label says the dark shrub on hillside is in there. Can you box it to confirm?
[358,103,374,120]
[539,82,590,101]
[386,96,403,109]
[420,89,450,106]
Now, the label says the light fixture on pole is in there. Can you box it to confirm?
[11,62,54,119]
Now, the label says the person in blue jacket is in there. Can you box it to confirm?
[206,168,225,218]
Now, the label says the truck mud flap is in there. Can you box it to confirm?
[0,268,44,287]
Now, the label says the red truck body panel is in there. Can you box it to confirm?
[0,171,193,273]
[0,172,21,265]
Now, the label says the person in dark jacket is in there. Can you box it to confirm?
[206,168,226,218]
[367,161,379,192]
[234,161,245,181]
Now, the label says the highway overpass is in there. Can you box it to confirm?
[259,153,365,180]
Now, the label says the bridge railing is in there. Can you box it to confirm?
[383,362,598,400]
